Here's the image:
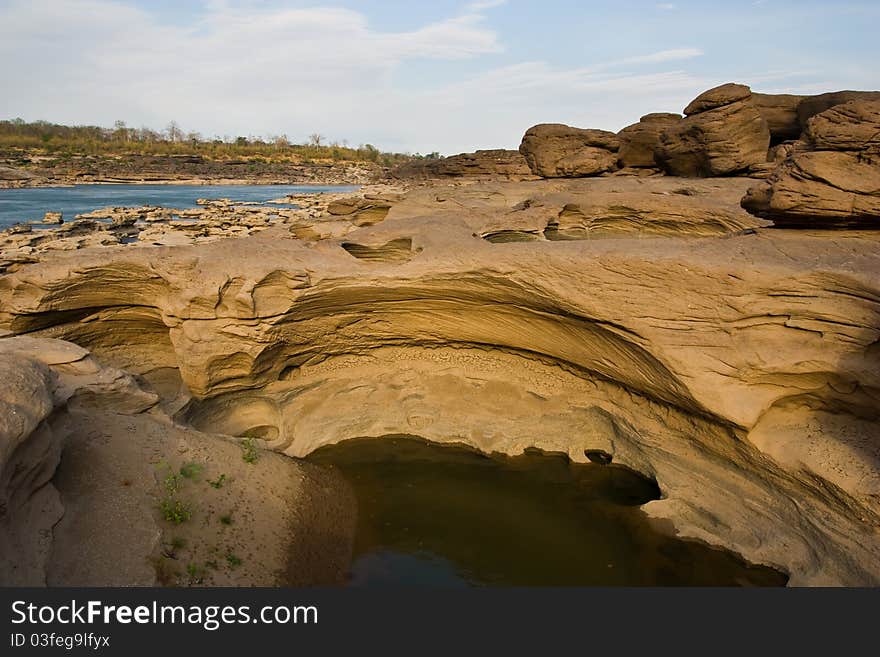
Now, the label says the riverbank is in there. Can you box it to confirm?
[0,182,405,271]
[0,153,388,188]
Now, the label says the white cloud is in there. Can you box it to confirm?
[0,1,711,154]
[618,48,704,65]
[656,3,677,10]
[467,0,508,11]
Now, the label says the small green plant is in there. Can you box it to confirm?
[207,474,227,489]
[241,437,259,464]
[163,470,182,495]
[160,498,191,524]
[219,514,233,526]
[179,462,204,481]
[226,552,242,568]
[186,562,204,585]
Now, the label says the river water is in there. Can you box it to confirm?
[309,435,788,587]
[0,184,359,228]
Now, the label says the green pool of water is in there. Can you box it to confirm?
[308,435,788,587]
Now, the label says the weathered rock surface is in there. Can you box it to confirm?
[391,150,533,180]
[0,185,408,273]
[617,113,682,168]
[0,336,355,586]
[0,155,383,188]
[655,83,771,176]
[1,176,878,586]
[0,166,36,182]
[796,90,880,129]
[684,83,752,115]
[519,124,619,177]
[804,100,880,152]
[753,93,808,143]
[742,100,880,226]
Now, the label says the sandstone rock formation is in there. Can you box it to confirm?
[1,175,878,586]
[655,83,771,176]
[391,149,532,180]
[796,90,880,129]
[753,93,808,143]
[0,336,355,586]
[741,100,880,226]
[519,124,619,177]
[617,113,682,168]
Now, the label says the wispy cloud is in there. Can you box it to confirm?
[616,48,704,66]
[1,0,873,154]
[467,0,508,11]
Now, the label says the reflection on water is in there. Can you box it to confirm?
[309,435,788,587]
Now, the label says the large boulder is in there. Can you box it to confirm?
[753,93,808,143]
[617,113,682,168]
[655,83,771,177]
[804,100,880,152]
[519,124,619,178]
[741,100,880,227]
[796,90,880,129]
[391,150,532,180]
[683,83,751,115]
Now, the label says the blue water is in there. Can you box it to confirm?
[0,184,359,229]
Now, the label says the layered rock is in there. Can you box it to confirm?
[655,83,771,176]
[0,336,355,586]
[390,149,532,180]
[617,113,682,168]
[1,176,878,585]
[742,100,880,226]
[519,124,619,177]
[0,351,62,585]
[796,90,880,129]
[753,93,808,143]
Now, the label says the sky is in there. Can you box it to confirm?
[1,0,878,154]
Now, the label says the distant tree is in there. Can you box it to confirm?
[274,134,289,148]
[360,143,380,162]
[166,121,184,142]
[308,133,324,147]
[235,136,248,146]
[113,120,130,142]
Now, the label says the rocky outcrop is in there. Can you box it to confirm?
[617,113,682,168]
[1,175,878,585]
[0,166,36,182]
[0,335,355,586]
[805,100,880,152]
[391,150,532,180]
[796,90,880,129]
[0,155,383,189]
[742,100,880,227]
[519,124,619,177]
[655,83,771,176]
[0,350,62,585]
[753,93,808,143]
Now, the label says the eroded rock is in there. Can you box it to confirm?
[742,100,880,226]
[655,83,771,176]
[519,124,620,177]
[753,93,808,143]
[617,113,682,168]
[391,150,532,180]
[1,175,878,585]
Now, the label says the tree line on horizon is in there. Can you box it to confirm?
[0,118,435,165]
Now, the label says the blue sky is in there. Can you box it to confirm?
[1,0,878,153]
